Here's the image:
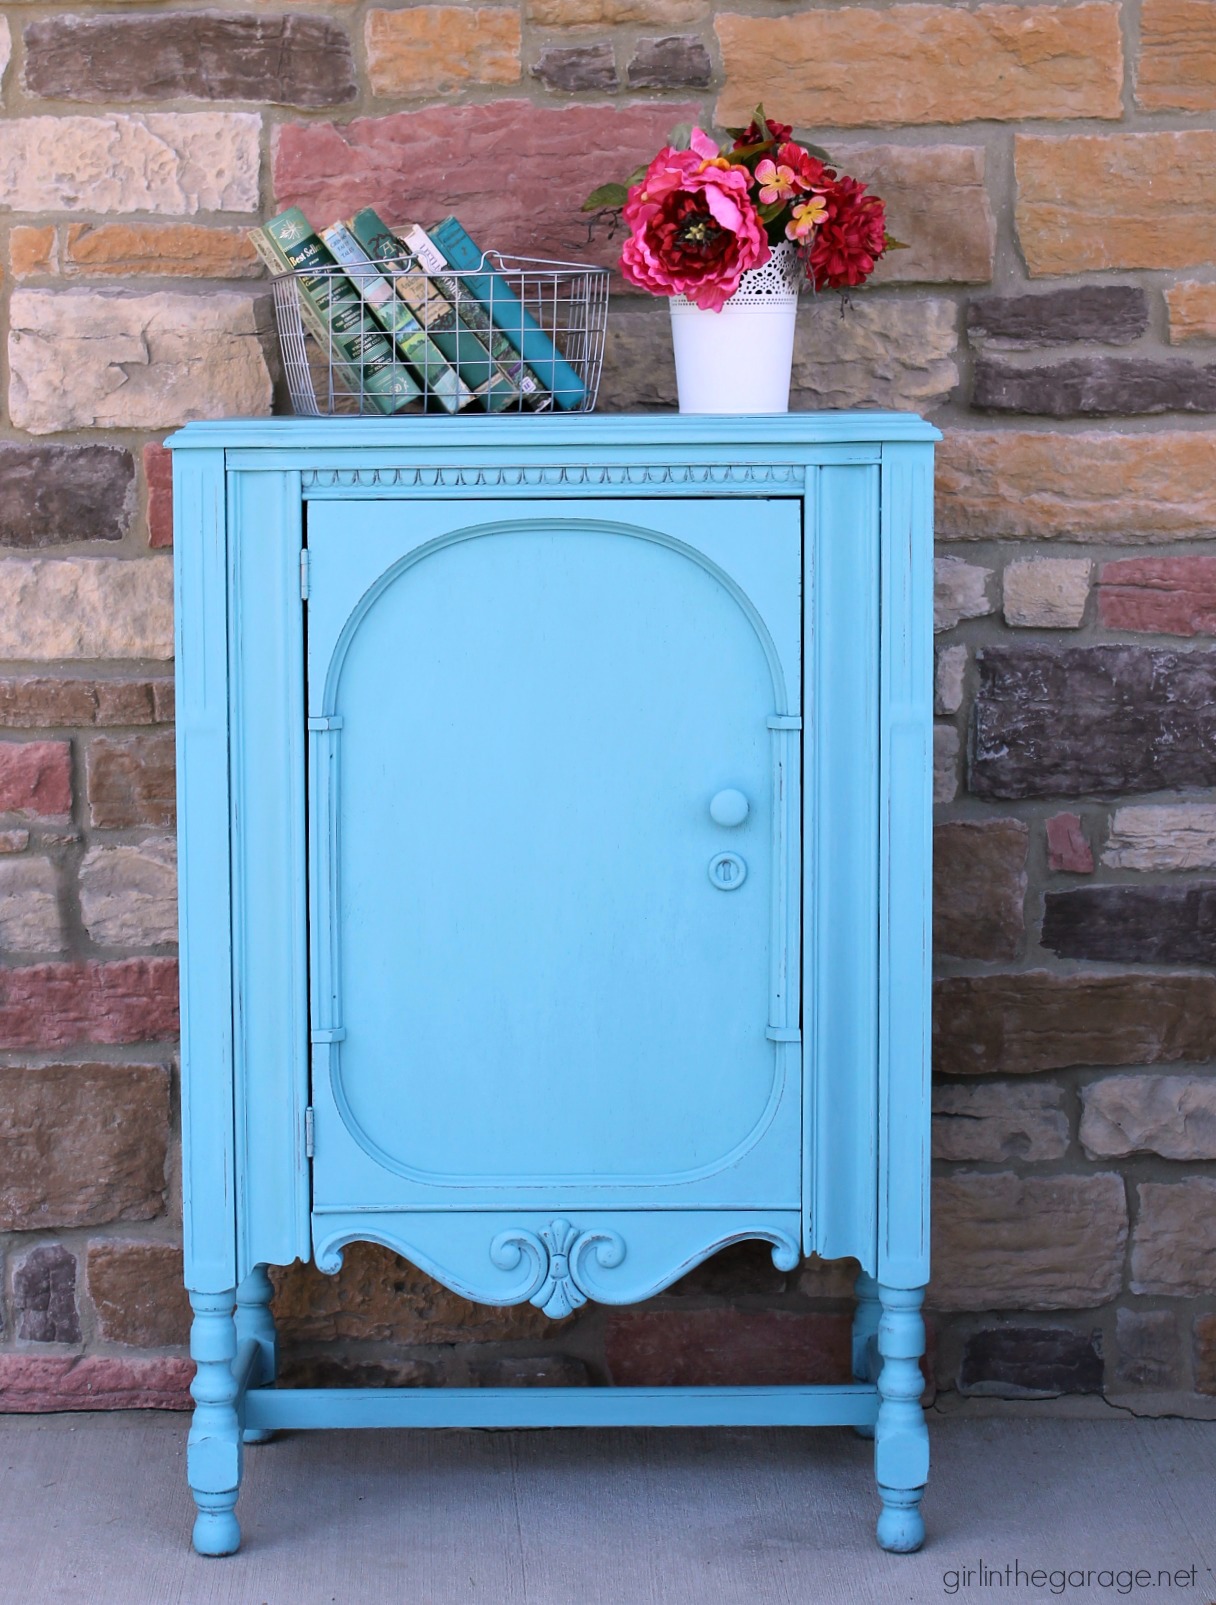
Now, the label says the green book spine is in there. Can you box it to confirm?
[321,223,471,414]
[263,208,419,416]
[348,209,520,413]
[400,224,551,412]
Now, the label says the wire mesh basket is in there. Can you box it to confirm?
[271,249,609,417]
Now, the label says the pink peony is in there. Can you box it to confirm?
[619,127,770,312]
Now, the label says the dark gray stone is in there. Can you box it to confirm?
[668,1239,790,1297]
[23,13,357,107]
[0,444,134,549]
[974,355,1216,416]
[531,44,618,92]
[1113,1309,1181,1390]
[13,1244,79,1344]
[1042,884,1216,965]
[469,1354,592,1387]
[958,1325,1103,1398]
[966,286,1148,348]
[969,645,1216,799]
[627,36,713,89]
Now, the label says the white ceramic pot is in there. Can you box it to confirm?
[668,242,802,414]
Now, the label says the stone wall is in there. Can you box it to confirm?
[0,0,1214,1414]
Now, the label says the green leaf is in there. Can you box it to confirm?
[625,163,650,188]
[883,234,911,252]
[581,183,629,213]
[667,121,693,152]
[803,143,834,164]
[756,200,787,224]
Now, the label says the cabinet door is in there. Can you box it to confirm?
[306,498,801,1214]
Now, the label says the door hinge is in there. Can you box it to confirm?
[304,1105,315,1159]
[299,548,310,600]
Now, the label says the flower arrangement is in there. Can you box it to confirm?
[584,109,900,313]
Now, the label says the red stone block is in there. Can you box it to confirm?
[1098,555,1216,635]
[142,441,173,549]
[604,1308,852,1387]
[0,1354,192,1412]
[272,100,700,269]
[1046,812,1094,873]
[0,958,178,1049]
[0,740,72,819]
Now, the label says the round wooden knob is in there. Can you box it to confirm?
[709,789,749,827]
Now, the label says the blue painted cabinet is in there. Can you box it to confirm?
[169,413,937,1558]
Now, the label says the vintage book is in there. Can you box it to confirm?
[348,209,517,413]
[259,208,419,415]
[394,223,549,412]
[320,222,471,414]
[424,216,587,411]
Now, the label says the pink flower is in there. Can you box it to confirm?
[620,127,771,312]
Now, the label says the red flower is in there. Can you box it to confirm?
[776,141,832,195]
[806,175,888,290]
[732,115,793,150]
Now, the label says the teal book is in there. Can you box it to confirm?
[321,222,471,414]
[425,216,587,411]
[348,209,518,413]
[398,224,549,412]
[262,208,419,416]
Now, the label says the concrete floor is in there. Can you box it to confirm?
[0,1413,1213,1605]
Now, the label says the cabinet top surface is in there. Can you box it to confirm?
[168,410,940,453]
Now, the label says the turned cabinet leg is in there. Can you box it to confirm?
[236,1265,278,1445]
[851,1269,881,1438]
[874,1283,929,1554]
[187,1289,243,1556]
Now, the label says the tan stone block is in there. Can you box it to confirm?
[1003,558,1091,627]
[793,297,958,411]
[367,7,521,94]
[935,556,993,632]
[797,1256,862,1300]
[87,1240,190,1348]
[0,857,63,954]
[63,223,260,280]
[0,1063,170,1230]
[1131,1179,1216,1296]
[836,145,995,286]
[1166,282,1216,344]
[936,429,1216,543]
[1104,804,1216,871]
[0,113,260,214]
[1016,131,1216,275]
[272,1241,563,1343]
[934,724,959,803]
[9,289,272,433]
[1081,1075,1216,1161]
[79,839,177,949]
[932,1083,1069,1164]
[529,0,707,20]
[86,735,176,830]
[935,644,967,715]
[933,819,1028,962]
[10,226,57,278]
[931,1172,1127,1310]
[716,4,1123,128]
[0,557,173,662]
[1137,0,1216,111]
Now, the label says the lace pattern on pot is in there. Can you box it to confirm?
[670,243,802,312]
